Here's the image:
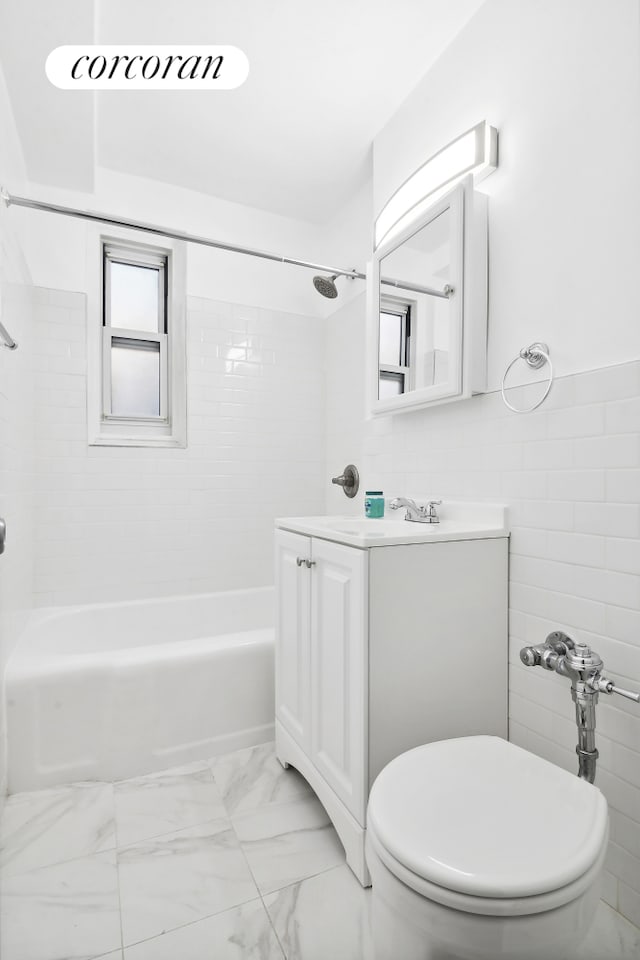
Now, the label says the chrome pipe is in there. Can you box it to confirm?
[573,686,599,784]
[0,188,451,300]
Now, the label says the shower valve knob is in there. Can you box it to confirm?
[330,464,359,499]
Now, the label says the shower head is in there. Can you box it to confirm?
[313,274,339,299]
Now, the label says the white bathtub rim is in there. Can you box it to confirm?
[7,585,274,665]
[17,583,274,630]
[7,626,275,682]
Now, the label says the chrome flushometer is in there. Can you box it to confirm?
[520,631,640,784]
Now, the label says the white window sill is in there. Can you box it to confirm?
[89,434,186,448]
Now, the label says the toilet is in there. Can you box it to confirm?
[365,736,609,960]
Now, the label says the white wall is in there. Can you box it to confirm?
[323,0,640,928]
[33,290,325,605]
[0,62,35,802]
[314,179,374,318]
[8,167,344,608]
[5,137,377,607]
[325,294,367,515]
[373,0,640,387]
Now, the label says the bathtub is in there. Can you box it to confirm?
[5,588,275,792]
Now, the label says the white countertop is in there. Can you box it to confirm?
[276,502,509,549]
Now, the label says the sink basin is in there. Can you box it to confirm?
[316,518,438,537]
[276,505,508,549]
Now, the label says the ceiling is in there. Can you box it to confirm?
[0,0,485,223]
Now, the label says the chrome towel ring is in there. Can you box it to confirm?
[501,342,553,413]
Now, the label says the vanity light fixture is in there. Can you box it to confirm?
[374,120,498,249]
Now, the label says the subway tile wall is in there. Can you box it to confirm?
[33,290,326,606]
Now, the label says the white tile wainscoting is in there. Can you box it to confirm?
[1,742,639,960]
[326,300,640,928]
[31,290,326,606]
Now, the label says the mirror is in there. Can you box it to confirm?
[367,178,487,416]
[378,207,452,400]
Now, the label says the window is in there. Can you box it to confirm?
[103,244,167,420]
[88,233,186,447]
[378,300,411,399]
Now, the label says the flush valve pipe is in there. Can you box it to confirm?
[520,631,639,784]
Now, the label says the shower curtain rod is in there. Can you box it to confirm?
[0,318,18,350]
[0,187,452,301]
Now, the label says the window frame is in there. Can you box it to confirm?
[87,228,187,448]
[102,243,168,424]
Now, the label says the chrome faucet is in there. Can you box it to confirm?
[520,631,640,783]
[389,497,442,523]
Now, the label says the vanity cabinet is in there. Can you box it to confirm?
[275,530,367,820]
[274,522,508,886]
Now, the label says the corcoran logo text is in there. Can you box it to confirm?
[46,46,249,90]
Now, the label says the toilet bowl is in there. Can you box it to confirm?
[365,736,609,960]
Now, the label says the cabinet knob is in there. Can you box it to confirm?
[296,557,305,566]
[304,559,316,569]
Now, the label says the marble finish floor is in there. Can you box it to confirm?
[0,741,638,959]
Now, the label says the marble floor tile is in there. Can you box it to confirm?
[114,760,227,847]
[0,781,116,877]
[0,850,121,960]
[570,900,640,958]
[263,871,638,960]
[210,742,313,817]
[264,864,372,960]
[118,818,259,946]
[232,795,345,895]
[123,898,285,959]
[4,746,639,960]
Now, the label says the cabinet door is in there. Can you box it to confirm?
[275,529,312,750]
[310,538,368,824]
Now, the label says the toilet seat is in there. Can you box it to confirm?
[367,736,609,916]
[366,822,608,917]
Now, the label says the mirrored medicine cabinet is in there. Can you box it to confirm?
[366,177,488,417]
